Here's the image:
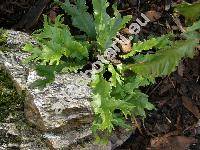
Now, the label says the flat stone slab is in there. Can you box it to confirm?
[0,48,97,149]
[0,49,93,132]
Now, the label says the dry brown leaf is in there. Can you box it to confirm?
[145,10,161,22]
[121,28,132,35]
[120,40,132,53]
[177,62,185,77]
[149,135,197,150]
[49,6,58,23]
[182,96,200,119]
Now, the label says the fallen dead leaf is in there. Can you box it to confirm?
[160,84,173,95]
[49,6,58,23]
[145,10,161,22]
[121,40,132,53]
[182,96,200,119]
[149,135,197,150]
[121,28,132,35]
[177,62,185,77]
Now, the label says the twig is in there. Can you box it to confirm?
[172,14,186,33]
[118,8,132,13]
[168,77,176,88]
[148,79,163,95]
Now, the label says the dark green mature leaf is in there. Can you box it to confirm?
[55,0,96,38]
[186,19,200,32]
[92,0,132,51]
[126,90,154,117]
[126,40,198,77]
[174,2,200,20]
[30,65,56,88]
[121,35,172,59]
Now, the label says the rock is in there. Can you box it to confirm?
[43,125,92,149]
[6,30,36,48]
[25,72,93,132]
[7,143,20,149]
[0,30,133,149]
[0,122,49,150]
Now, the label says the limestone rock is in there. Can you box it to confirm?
[0,49,96,149]
[25,72,93,132]
[0,49,93,132]
[0,122,49,150]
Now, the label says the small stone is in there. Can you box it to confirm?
[7,124,19,136]
[7,143,20,148]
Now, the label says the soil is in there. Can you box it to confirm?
[0,0,200,150]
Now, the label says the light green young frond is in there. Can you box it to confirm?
[91,73,135,133]
[92,0,132,51]
[23,15,88,70]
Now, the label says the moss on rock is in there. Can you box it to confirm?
[0,28,7,45]
[0,28,9,52]
[0,70,24,122]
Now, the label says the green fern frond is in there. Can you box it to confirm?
[23,15,88,69]
[186,19,200,32]
[121,35,172,59]
[55,0,96,38]
[126,39,198,77]
[125,89,154,117]
[174,2,200,20]
[22,0,200,142]
[91,73,136,133]
[92,0,132,51]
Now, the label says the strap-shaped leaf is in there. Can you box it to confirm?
[126,40,198,77]
[121,35,172,59]
[92,0,132,51]
[174,2,200,20]
[55,0,96,38]
[186,19,200,32]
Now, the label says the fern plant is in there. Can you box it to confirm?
[23,0,200,142]
[23,15,88,67]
